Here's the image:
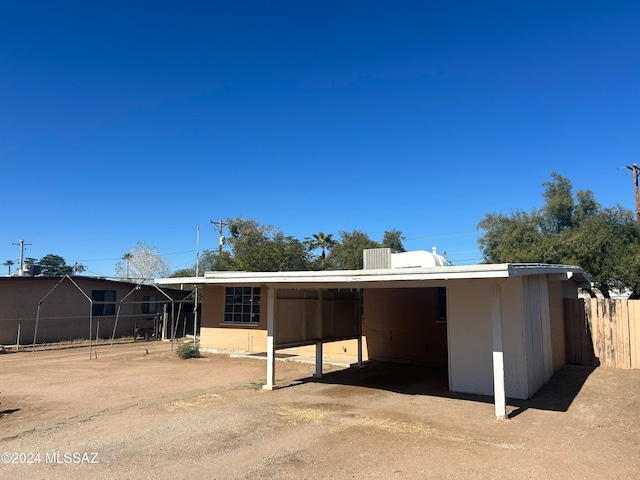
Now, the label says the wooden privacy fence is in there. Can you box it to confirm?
[564,298,640,369]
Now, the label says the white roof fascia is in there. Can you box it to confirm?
[155,276,208,286]
[507,264,591,288]
[155,263,590,289]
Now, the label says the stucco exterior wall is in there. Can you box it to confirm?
[0,278,181,345]
[294,338,368,362]
[200,285,267,352]
[522,275,554,396]
[447,279,531,399]
[194,272,576,400]
[548,279,567,372]
[500,278,528,399]
[199,286,360,354]
[447,284,494,396]
[362,288,447,366]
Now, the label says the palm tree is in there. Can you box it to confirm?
[3,259,15,276]
[122,253,133,280]
[307,232,336,265]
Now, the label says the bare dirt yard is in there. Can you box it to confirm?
[1,341,639,479]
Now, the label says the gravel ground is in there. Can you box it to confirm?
[1,341,639,479]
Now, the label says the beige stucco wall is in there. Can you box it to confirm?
[446,275,564,400]
[294,339,368,363]
[447,278,532,399]
[200,285,267,352]
[196,275,575,400]
[199,286,360,356]
[362,287,448,366]
[0,278,182,345]
[447,283,495,397]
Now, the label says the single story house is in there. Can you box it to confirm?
[0,276,193,346]
[155,249,591,419]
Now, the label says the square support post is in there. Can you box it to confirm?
[263,286,276,390]
[314,341,323,378]
[491,282,507,420]
[352,297,364,368]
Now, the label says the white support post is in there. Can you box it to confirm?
[352,307,364,368]
[263,287,276,390]
[314,341,323,378]
[356,293,363,367]
[313,289,324,378]
[491,282,507,420]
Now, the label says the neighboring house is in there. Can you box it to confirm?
[155,249,591,419]
[0,276,193,345]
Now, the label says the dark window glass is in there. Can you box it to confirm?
[91,290,116,316]
[223,287,260,324]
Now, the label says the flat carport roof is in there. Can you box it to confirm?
[156,263,590,419]
[156,263,590,289]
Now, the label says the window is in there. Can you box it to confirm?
[436,287,447,322]
[224,287,260,324]
[92,290,116,316]
[142,295,158,314]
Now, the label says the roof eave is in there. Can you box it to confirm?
[155,263,591,288]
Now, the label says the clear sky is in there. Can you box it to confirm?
[1,1,639,277]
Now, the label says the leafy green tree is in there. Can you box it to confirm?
[38,254,86,276]
[478,210,549,263]
[170,250,233,278]
[382,229,406,252]
[540,172,576,234]
[477,172,640,297]
[326,230,380,270]
[225,217,313,272]
[561,206,640,295]
[200,249,233,272]
[24,257,37,267]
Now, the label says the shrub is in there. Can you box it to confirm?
[176,344,201,359]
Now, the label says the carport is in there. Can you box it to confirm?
[156,263,590,419]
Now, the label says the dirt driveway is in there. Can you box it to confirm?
[1,341,639,479]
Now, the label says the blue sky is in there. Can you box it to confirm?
[1,1,639,277]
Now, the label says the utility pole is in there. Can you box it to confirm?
[195,225,200,277]
[12,239,32,276]
[626,163,640,223]
[210,219,226,253]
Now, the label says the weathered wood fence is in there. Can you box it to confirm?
[564,298,640,369]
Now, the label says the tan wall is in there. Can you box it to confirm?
[0,278,185,345]
[362,287,447,366]
[295,338,369,363]
[275,290,359,346]
[199,287,359,354]
[200,285,267,351]
[201,326,268,352]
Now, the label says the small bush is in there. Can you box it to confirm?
[176,344,201,359]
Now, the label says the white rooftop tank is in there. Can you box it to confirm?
[390,247,448,269]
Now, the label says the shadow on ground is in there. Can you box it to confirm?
[291,361,596,418]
